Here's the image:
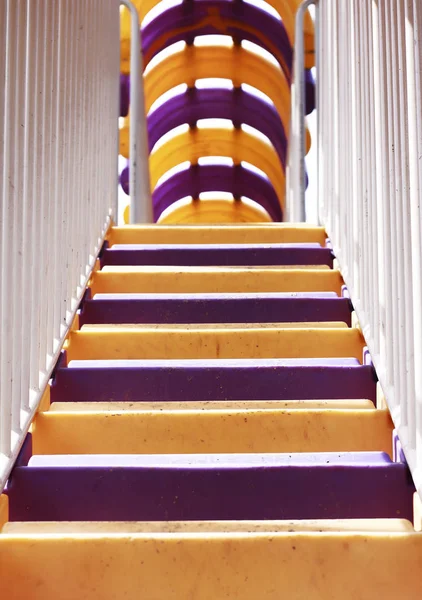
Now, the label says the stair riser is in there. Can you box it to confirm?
[101,247,333,268]
[79,297,352,326]
[7,463,414,522]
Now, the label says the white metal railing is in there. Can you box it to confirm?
[305,0,422,496]
[0,0,120,491]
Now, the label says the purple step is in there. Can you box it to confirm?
[51,358,376,403]
[101,243,333,268]
[6,452,414,522]
[142,0,292,81]
[78,292,352,326]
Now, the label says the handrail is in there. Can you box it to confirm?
[120,0,152,223]
[287,0,318,222]
[317,0,422,498]
[0,0,119,493]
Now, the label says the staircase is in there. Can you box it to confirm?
[1,223,422,598]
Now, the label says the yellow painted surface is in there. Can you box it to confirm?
[32,408,393,456]
[125,44,311,154]
[2,530,422,599]
[120,0,315,73]
[125,198,273,225]
[155,198,272,225]
[144,45,290,118]
[90,267,344,295]
[148,129,284,203]
[2,519,414,535]
[0,495,8,528]
[65,327,365,362]
[37,386,50,413]
[106,224,327,246]
[120,0,315,52]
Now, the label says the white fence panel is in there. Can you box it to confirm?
[316,0,422,495]
[0,0,120,491]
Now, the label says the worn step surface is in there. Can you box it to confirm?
[31,403,393,455]
[107,224,327,246]
[65,326,365,361]
[90,267,343,295]
[2,523,422,599]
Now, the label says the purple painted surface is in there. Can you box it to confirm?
[120,74,130,117]
[120,69,315,125]
[78,295,352,326]
[7,453,414,521]
[50,360,376,403]
[142,0,292,80]
[147,88,287,163]
[121,164,283,222]
[100,244,333,267]
[305,69,315,114]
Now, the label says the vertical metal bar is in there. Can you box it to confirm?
[289,0,316,222]
[120,0,152,223]
[0,0,13,457]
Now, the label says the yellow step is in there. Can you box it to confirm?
[65,326,365,361]
[90,267,343,295]
[107,224,327,246]
[32,405,393,455]
[1,520,422,599]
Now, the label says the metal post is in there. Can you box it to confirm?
[289,0,318,222]
[120,0,152,223]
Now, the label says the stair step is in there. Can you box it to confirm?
[107,224,327,245]
[32,404,392,455]
[101,243,333,267]
[66,327,364,361]
[6,452,414,521]
[90,267,343,295]
[3,519,415,534]
[2,526,422,599]
[81,321,349,329]
[80,292,352,326]
[51,358,376,403]
[49,399,375,410]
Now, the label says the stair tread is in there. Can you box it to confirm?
[3,532,422,600]
[28,451,392,468]
[32,405,392,455]
[48,400,375,410]
[90,267,343,295]
[80,322,349,329]
[110,243,325,249]
[67,358,362,367]
[66,327,364,361]
[92,291,340,299]
[3,519,415,534]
